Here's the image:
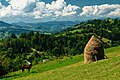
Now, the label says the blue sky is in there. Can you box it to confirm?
[0,0,120,23]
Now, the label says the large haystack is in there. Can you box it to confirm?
[84,35,105,63]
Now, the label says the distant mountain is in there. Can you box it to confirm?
[0,21,31,38]
[0,21,12,27]
[13,21,81,33]
[0,21,81,38]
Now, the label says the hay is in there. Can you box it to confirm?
[84,35,105,63]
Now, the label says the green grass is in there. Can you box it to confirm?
[0,55,83,80]
[69,29,83,34]
[1,46,120,80]
[55,28,83,37]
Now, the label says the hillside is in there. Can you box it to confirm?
[57,18,120,43]
[56,18,120,49]
[0,18,120,76]
[1,46,120,80]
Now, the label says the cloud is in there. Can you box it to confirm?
[2,0,120,22]
[9,0,36,12]
[62,4,80,16]
[0,5,27,18]
[108,8,120,17]
[0,0,80,20]
[80,4,120,18]
[0,0,36,18]
[46,0,66,10]
[33,0,80,19]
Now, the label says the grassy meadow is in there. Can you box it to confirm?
[1,46,120,80]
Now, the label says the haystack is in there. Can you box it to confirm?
[84,35,105,63]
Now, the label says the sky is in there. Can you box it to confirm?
[0,0,120,23]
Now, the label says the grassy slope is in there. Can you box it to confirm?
[1,46,120,80]
[1,55,83,80]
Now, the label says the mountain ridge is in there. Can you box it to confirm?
[0,21,81,38]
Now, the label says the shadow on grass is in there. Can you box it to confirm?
[0,73,20,79]
[0,71,38,80]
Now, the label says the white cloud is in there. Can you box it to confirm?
[108,8,120,17]
[33,0,80,19]
[1,0,120,22]
[46,0,66,10]
[0,5,28,18]
[0,6,12,17]
[80,4,120,18]
[0,0,36,18]
[0,0,80,20]
[9,0,36,12]
[62,4,80,16]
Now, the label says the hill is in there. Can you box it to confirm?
[1,46,120,80]
[0,18,120,76]
[58,18,119,38]
[56,18,120,47]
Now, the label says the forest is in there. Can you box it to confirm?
[0,18,120,76]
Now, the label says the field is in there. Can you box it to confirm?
[1,46,120,80]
